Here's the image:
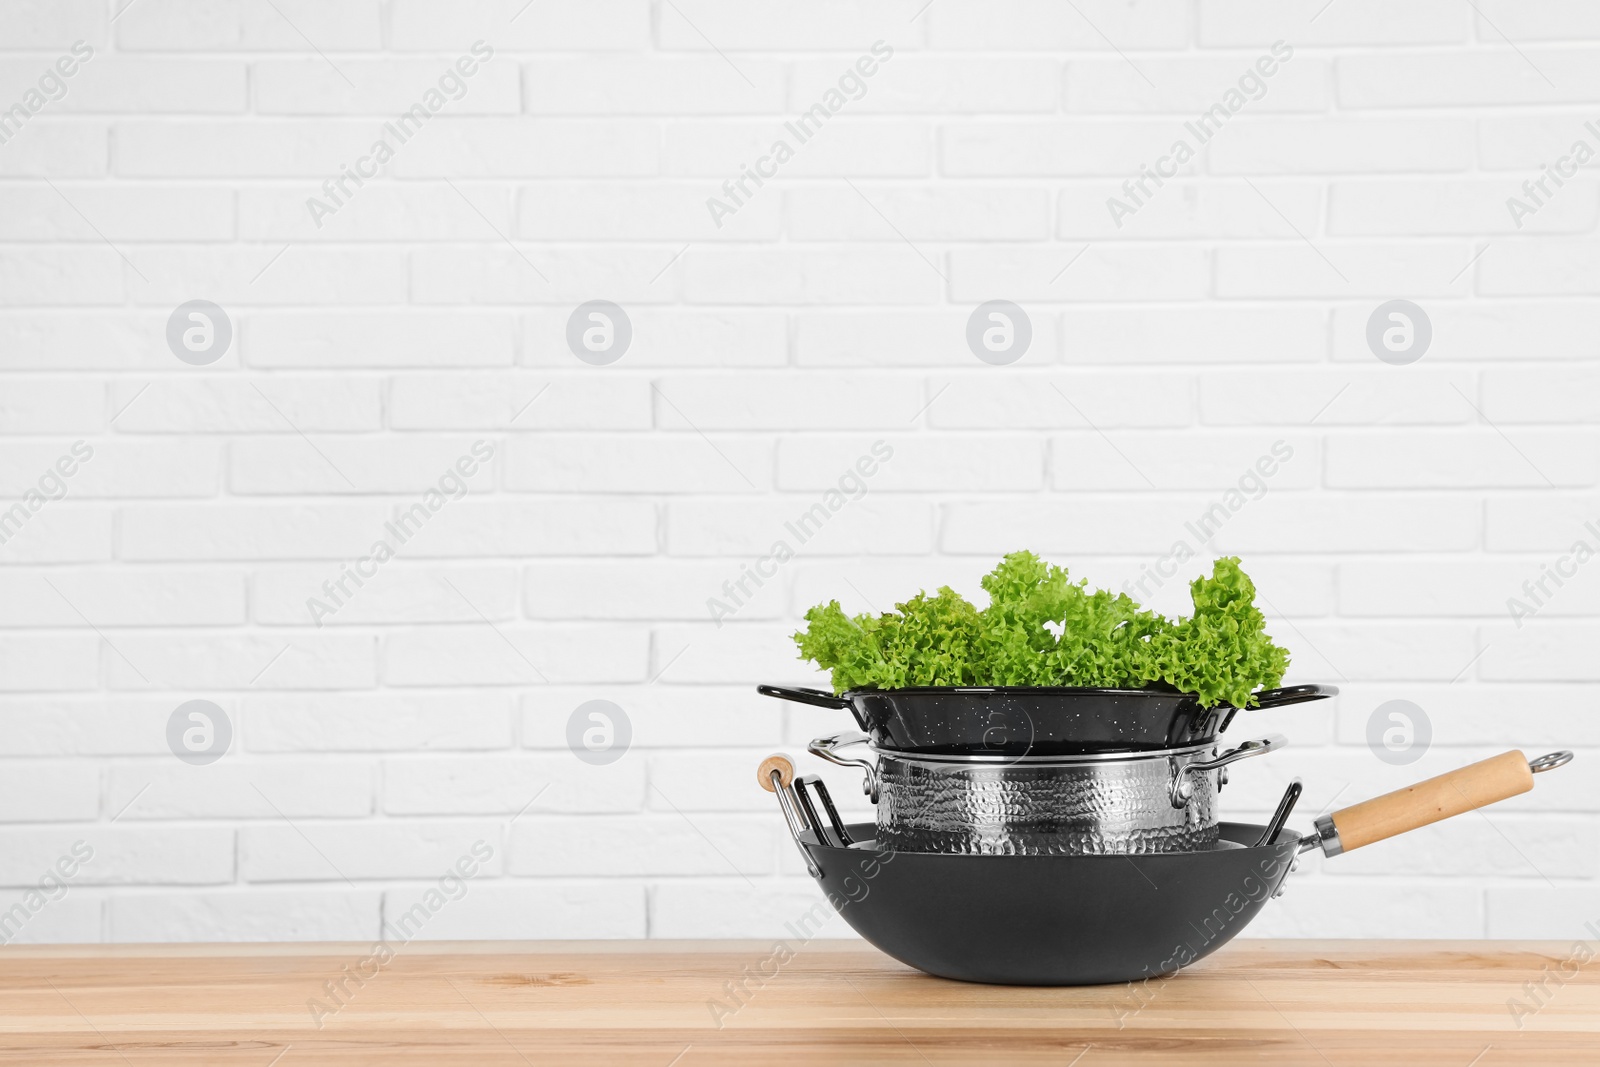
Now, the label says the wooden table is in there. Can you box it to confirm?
[2,940,1597,1065]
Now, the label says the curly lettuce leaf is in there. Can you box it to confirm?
[792,551,1289,706]
[978,551,1165,687]
[796,587,986,691]
[1145,556,1290,709]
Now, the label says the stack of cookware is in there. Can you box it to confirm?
[759,683,1329,856]
[756,682,1574,986]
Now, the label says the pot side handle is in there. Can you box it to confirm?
[1307,749,1573,856]
[1248,683,1338,710]
[756,684,852,710]
[807,732,880,803]
[757,753,822,878]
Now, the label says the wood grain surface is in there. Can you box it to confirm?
[2,939,1597,1065]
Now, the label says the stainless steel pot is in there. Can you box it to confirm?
[808,731,1284,856]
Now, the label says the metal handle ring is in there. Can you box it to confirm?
[1530,750,1574,774]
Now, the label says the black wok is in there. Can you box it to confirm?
[757,749,1572,985]
[757,682,1335,756]
[802,820,1296,985]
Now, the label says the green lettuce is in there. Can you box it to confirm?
[793,551,1289,708]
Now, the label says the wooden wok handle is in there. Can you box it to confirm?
[1320,750,1533,854]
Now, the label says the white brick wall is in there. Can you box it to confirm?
[0,0,1595,948]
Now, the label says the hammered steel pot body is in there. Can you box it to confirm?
[875,748,1222,855]
[807,734,1284,856]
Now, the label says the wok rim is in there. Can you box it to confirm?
[802,819,1304,858]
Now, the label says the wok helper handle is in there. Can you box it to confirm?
[1315,750,1533,855]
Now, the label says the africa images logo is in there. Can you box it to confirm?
[705,41,894,228]
[304,42,494,229]
[1105,41,1294,228]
